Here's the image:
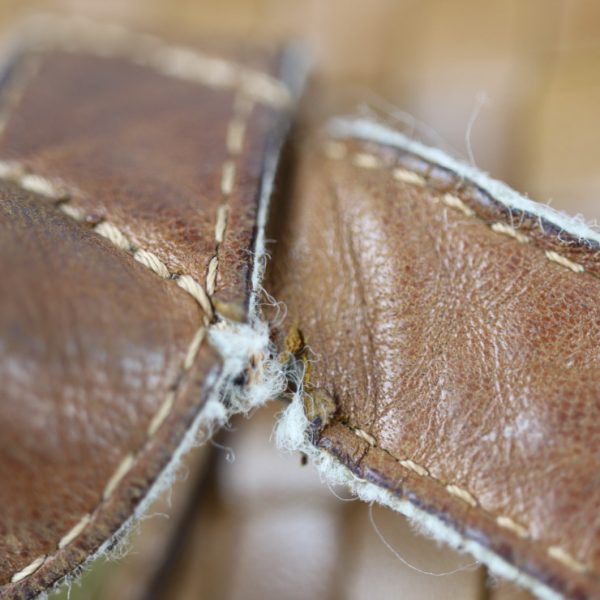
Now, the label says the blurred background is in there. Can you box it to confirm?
[1,0,596,598]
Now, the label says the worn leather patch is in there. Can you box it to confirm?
[0,18,294,598]
[269,129,600,599]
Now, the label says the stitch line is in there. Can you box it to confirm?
[1,21,273,581]
[0,160,221,585]
[22,14,291,110]
[206,93,254,299]
[344,416,589,576]
[323,142,589,277]
[324,138,594,577]
[0,160,215,320]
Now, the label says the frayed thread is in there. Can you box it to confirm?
[275,394,563,600]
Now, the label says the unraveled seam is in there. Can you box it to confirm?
[275,396,563,600]
[14,49,307,599]
[328,117,600,247]
[0,13,292,110]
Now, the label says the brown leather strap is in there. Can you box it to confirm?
[269,120,600,600]
[0,18,294,598]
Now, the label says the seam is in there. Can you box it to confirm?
[323,141,588,277]
[341,421,589,577]
[3,164,214,585]
[23,14,291,110]
[3,18,279,581]
[0,160,214,320]
[206,94,254,299]
[9,320,208,584]
[321,140,592,577]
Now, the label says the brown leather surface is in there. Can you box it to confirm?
[269,131,600,599]
[0,21,292,599]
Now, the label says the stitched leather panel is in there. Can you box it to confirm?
[0,28,292,597]
[0,183,220,596]
[269,133,600,599]
[0,42,287,316]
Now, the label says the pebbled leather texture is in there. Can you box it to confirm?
[0,18,292,599]
[269,129,600,600]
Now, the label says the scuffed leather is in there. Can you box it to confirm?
[269,133,600,599]
[0,29,291,598]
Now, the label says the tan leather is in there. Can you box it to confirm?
[269,131,600,599]
[0,21,292,598]
[1,6,599,600]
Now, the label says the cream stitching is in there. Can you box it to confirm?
[0,160,215,320]
[328,139,593,576]
[545,250,585,273]
[10,556,46,584]
[446,484,478,507]
[441,193,475,217]
[399,458,429,478]
[0,165,218,585]
[354,427,377,446]
[345,425,589,576]
[496,515,529,538]
[0,19,274,580]
[24,15,291,110]
[393,168,426,187]
[548,546,587,574]
[58,514,91,549]
[102,454,135,500]
[490,222,530,244]
[206,93,254,299]
[324,143,591,277]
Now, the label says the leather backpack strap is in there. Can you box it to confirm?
[0,16,297,598]
[271,117,600,600]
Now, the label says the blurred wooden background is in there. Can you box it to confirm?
[1,1,597,598]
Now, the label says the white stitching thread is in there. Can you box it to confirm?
[58,514,91,549]
[23,14,291,110]
[496,515,529,538]
[0,20,272,582]
[102,454,135,500]
[327,137,595,576]
[10,556,46,584]
[349,425,589,576]
[205,93,254,299]
[0,160,215,320]
[490,222,530,244]
[324,143,591,278]
[545,250,585,273]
